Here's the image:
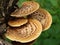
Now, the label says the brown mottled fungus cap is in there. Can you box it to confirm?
[29,8,52,31]
[11,1,39,17]
[8,18,28,27]
[5,19,42,43]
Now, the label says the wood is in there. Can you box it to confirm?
[0,0,19,39]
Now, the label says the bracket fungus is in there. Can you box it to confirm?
[29,8,52,31]
[8,18,28,27]
[5,19,42,43]
[0,1,52,45]
[11,1,39,17]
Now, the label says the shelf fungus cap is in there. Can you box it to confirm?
[5,19,42,43]
[8,18,28,27]
[11,1,39,17]
[29,9,52,31]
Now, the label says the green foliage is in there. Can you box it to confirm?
[0,0,60,45]
[33,0,60,45]
[17,0,27,7]
[16,0,60,45]
[5,38,12,43]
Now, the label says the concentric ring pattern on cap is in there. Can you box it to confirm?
[5,19,42,43]
[8,18,28,27]
[29,8,52,31]
[11,1,39,17]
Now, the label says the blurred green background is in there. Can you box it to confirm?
[18,0,60,45]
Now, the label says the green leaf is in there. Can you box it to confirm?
[13,0,60,45]
[17,0,27,7]
[49,0,58,7]
[5,38,12,43]
[43,39,60,45]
